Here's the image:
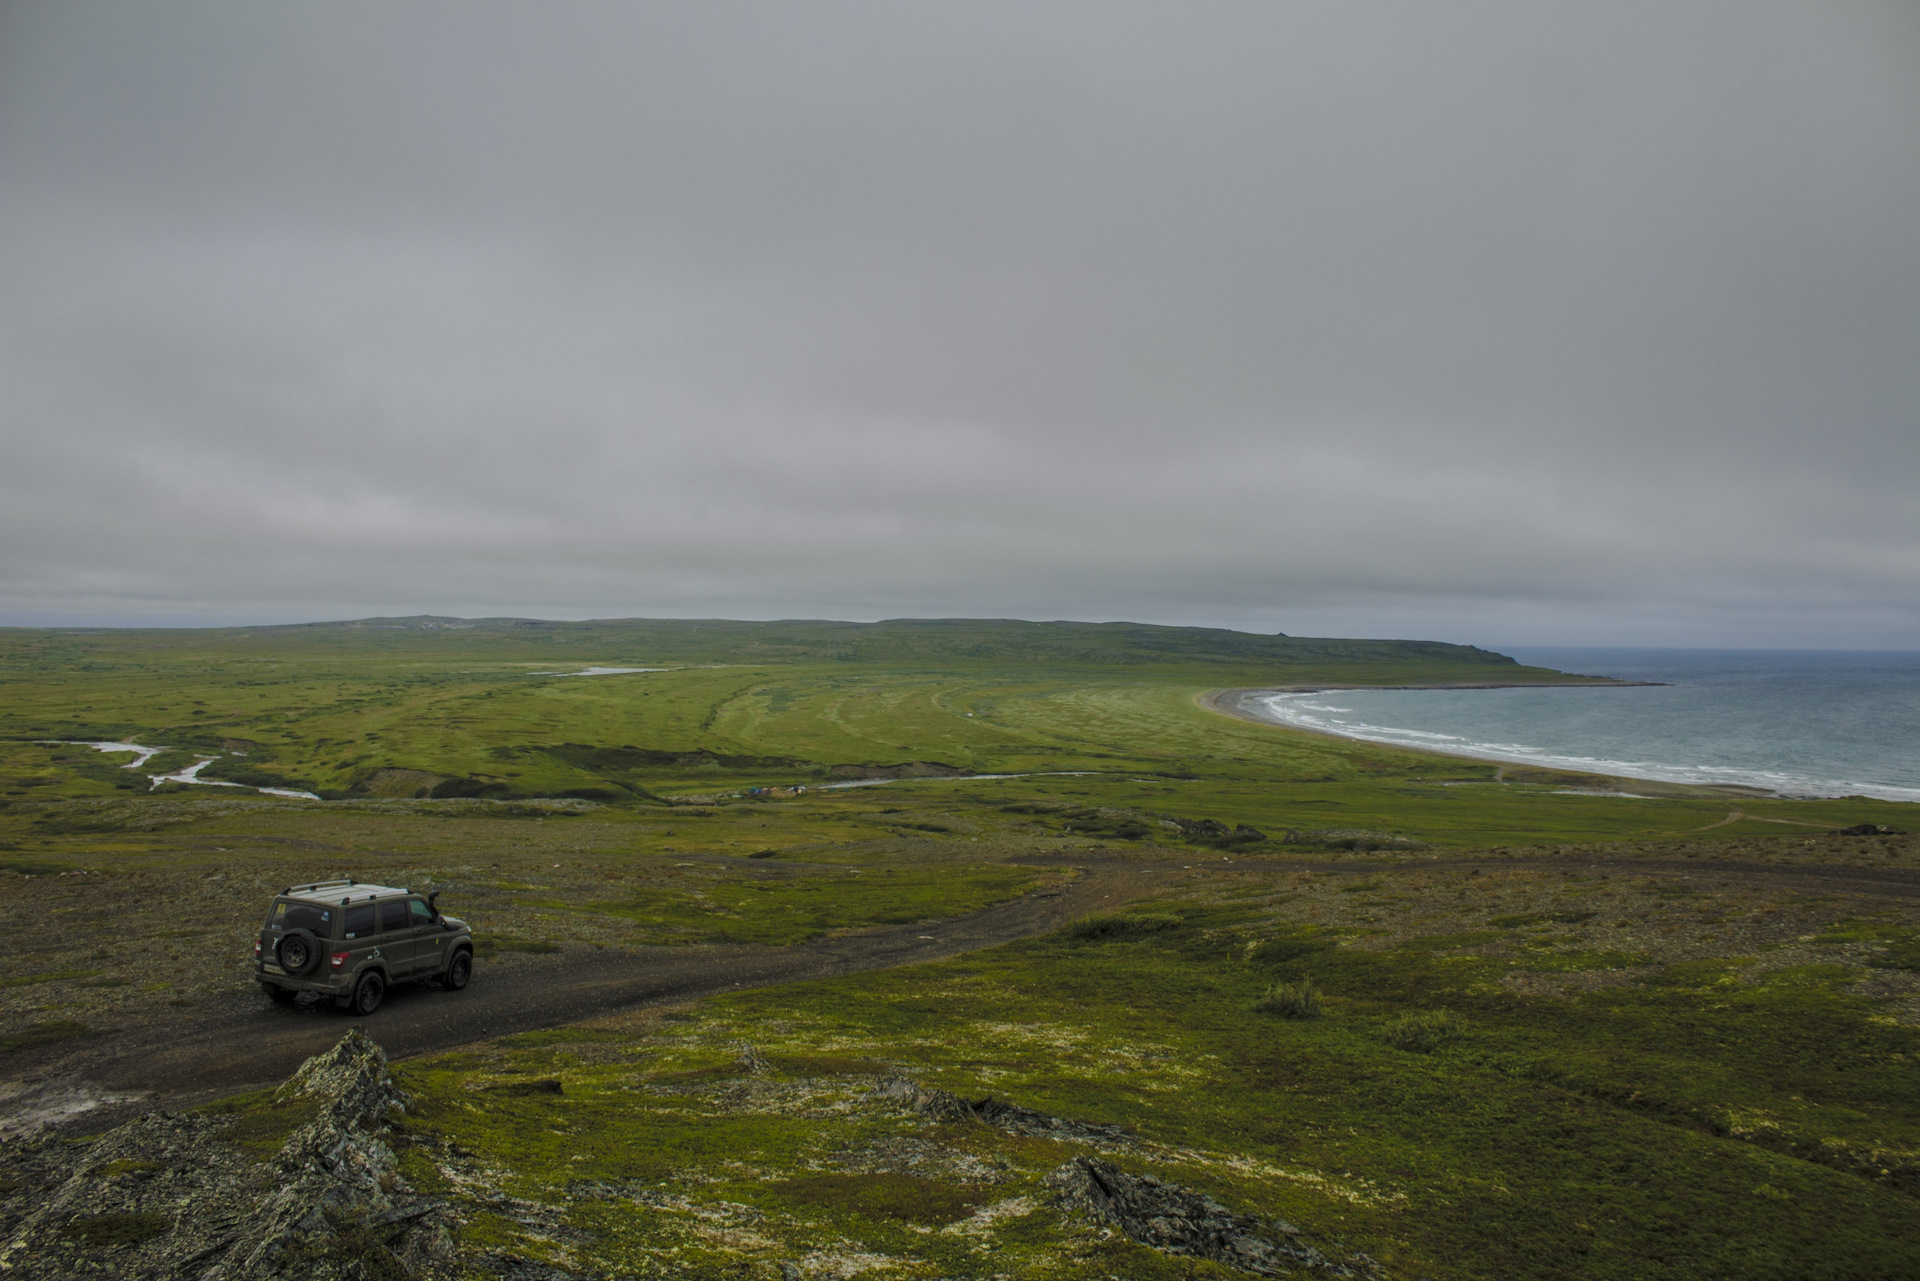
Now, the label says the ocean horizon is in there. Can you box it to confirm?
[1245,646,1920,805]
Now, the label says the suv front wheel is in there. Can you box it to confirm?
[349,970,385,1016]
[441,949,472,991]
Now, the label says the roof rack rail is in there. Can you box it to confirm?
[285,878,358,894]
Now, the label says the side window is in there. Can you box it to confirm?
[409,899,434,926]
[344,904,376,939]
[379,900,408,933]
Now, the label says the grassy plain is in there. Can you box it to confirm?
[3,617,1918,1279]
[2,617,1911,843]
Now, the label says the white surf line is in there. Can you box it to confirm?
[1244,690,1920,805]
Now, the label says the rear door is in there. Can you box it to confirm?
[340,902,378,974]
[374,897,418,975]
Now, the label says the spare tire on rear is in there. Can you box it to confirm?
[277,928,323,976]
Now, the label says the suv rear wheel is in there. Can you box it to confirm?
[349,970,385,1016]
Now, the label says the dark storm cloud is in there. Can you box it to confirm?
[2,1,1916,644]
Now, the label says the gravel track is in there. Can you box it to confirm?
[20,858,1160,1126]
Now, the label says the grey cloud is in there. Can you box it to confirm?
[1,1,1917,644]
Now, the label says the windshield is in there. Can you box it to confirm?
[272,899,333,935]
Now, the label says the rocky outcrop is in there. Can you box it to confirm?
[0,1028,452,1280]
[875,1080,1377,1278]
[872,1077,1132,1146]
[1830,823,1908,836]
[1046,1156,1370,1278]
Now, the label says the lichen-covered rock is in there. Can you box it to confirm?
[0,1110,261,1280]
[1046,1156,1370,1278]
[871,1077,1131,1146]
[0,1029,452,1281]
[232,1027,438,1279]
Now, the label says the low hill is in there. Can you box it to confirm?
[6,615,1598,683]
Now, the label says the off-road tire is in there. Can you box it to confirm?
[264,983,297,1005]
[441,949,472,991]
[350,970,385,1016]
[277,929,322,976]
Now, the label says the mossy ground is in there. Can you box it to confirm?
[328,861,1920,1280]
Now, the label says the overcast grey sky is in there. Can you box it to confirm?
[2,2,1916,646]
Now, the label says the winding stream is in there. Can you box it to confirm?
[58,741,321,801]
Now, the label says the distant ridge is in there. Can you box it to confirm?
[18,615,1582,678]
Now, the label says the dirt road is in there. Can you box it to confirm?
[24,858,1160,1125]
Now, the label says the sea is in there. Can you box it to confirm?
[1248,648,1920,805]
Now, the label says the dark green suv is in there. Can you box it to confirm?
[256,878,474,1015]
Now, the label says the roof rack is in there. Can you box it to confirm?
[284,878,357,894]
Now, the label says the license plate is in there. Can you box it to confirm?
[263,964,285,975]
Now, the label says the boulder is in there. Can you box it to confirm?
[872,1077,1131,1146]
[1046,1156,1369,1278]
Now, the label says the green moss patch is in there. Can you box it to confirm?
[0,968,100,988]
[1394,930,1505,953]
[1068,912,1183,941]
[777,1172,993,1224]
[1811,920,1920,971]
[0,1019,92,1053]
[60,1212,171,1247]
[587,865,1046,946]
[213,1095,325,1158]
[485,1078,564,1096]
[771,1053,894,1076]
[0,858,74,875]
[1512,947,1648,973]
[1490,910,1598,927]
[497,1026,626,1048]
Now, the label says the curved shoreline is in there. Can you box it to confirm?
[1198,686,1765,798]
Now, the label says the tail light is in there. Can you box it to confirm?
[254,939,261,957]
[331,951,349,969]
